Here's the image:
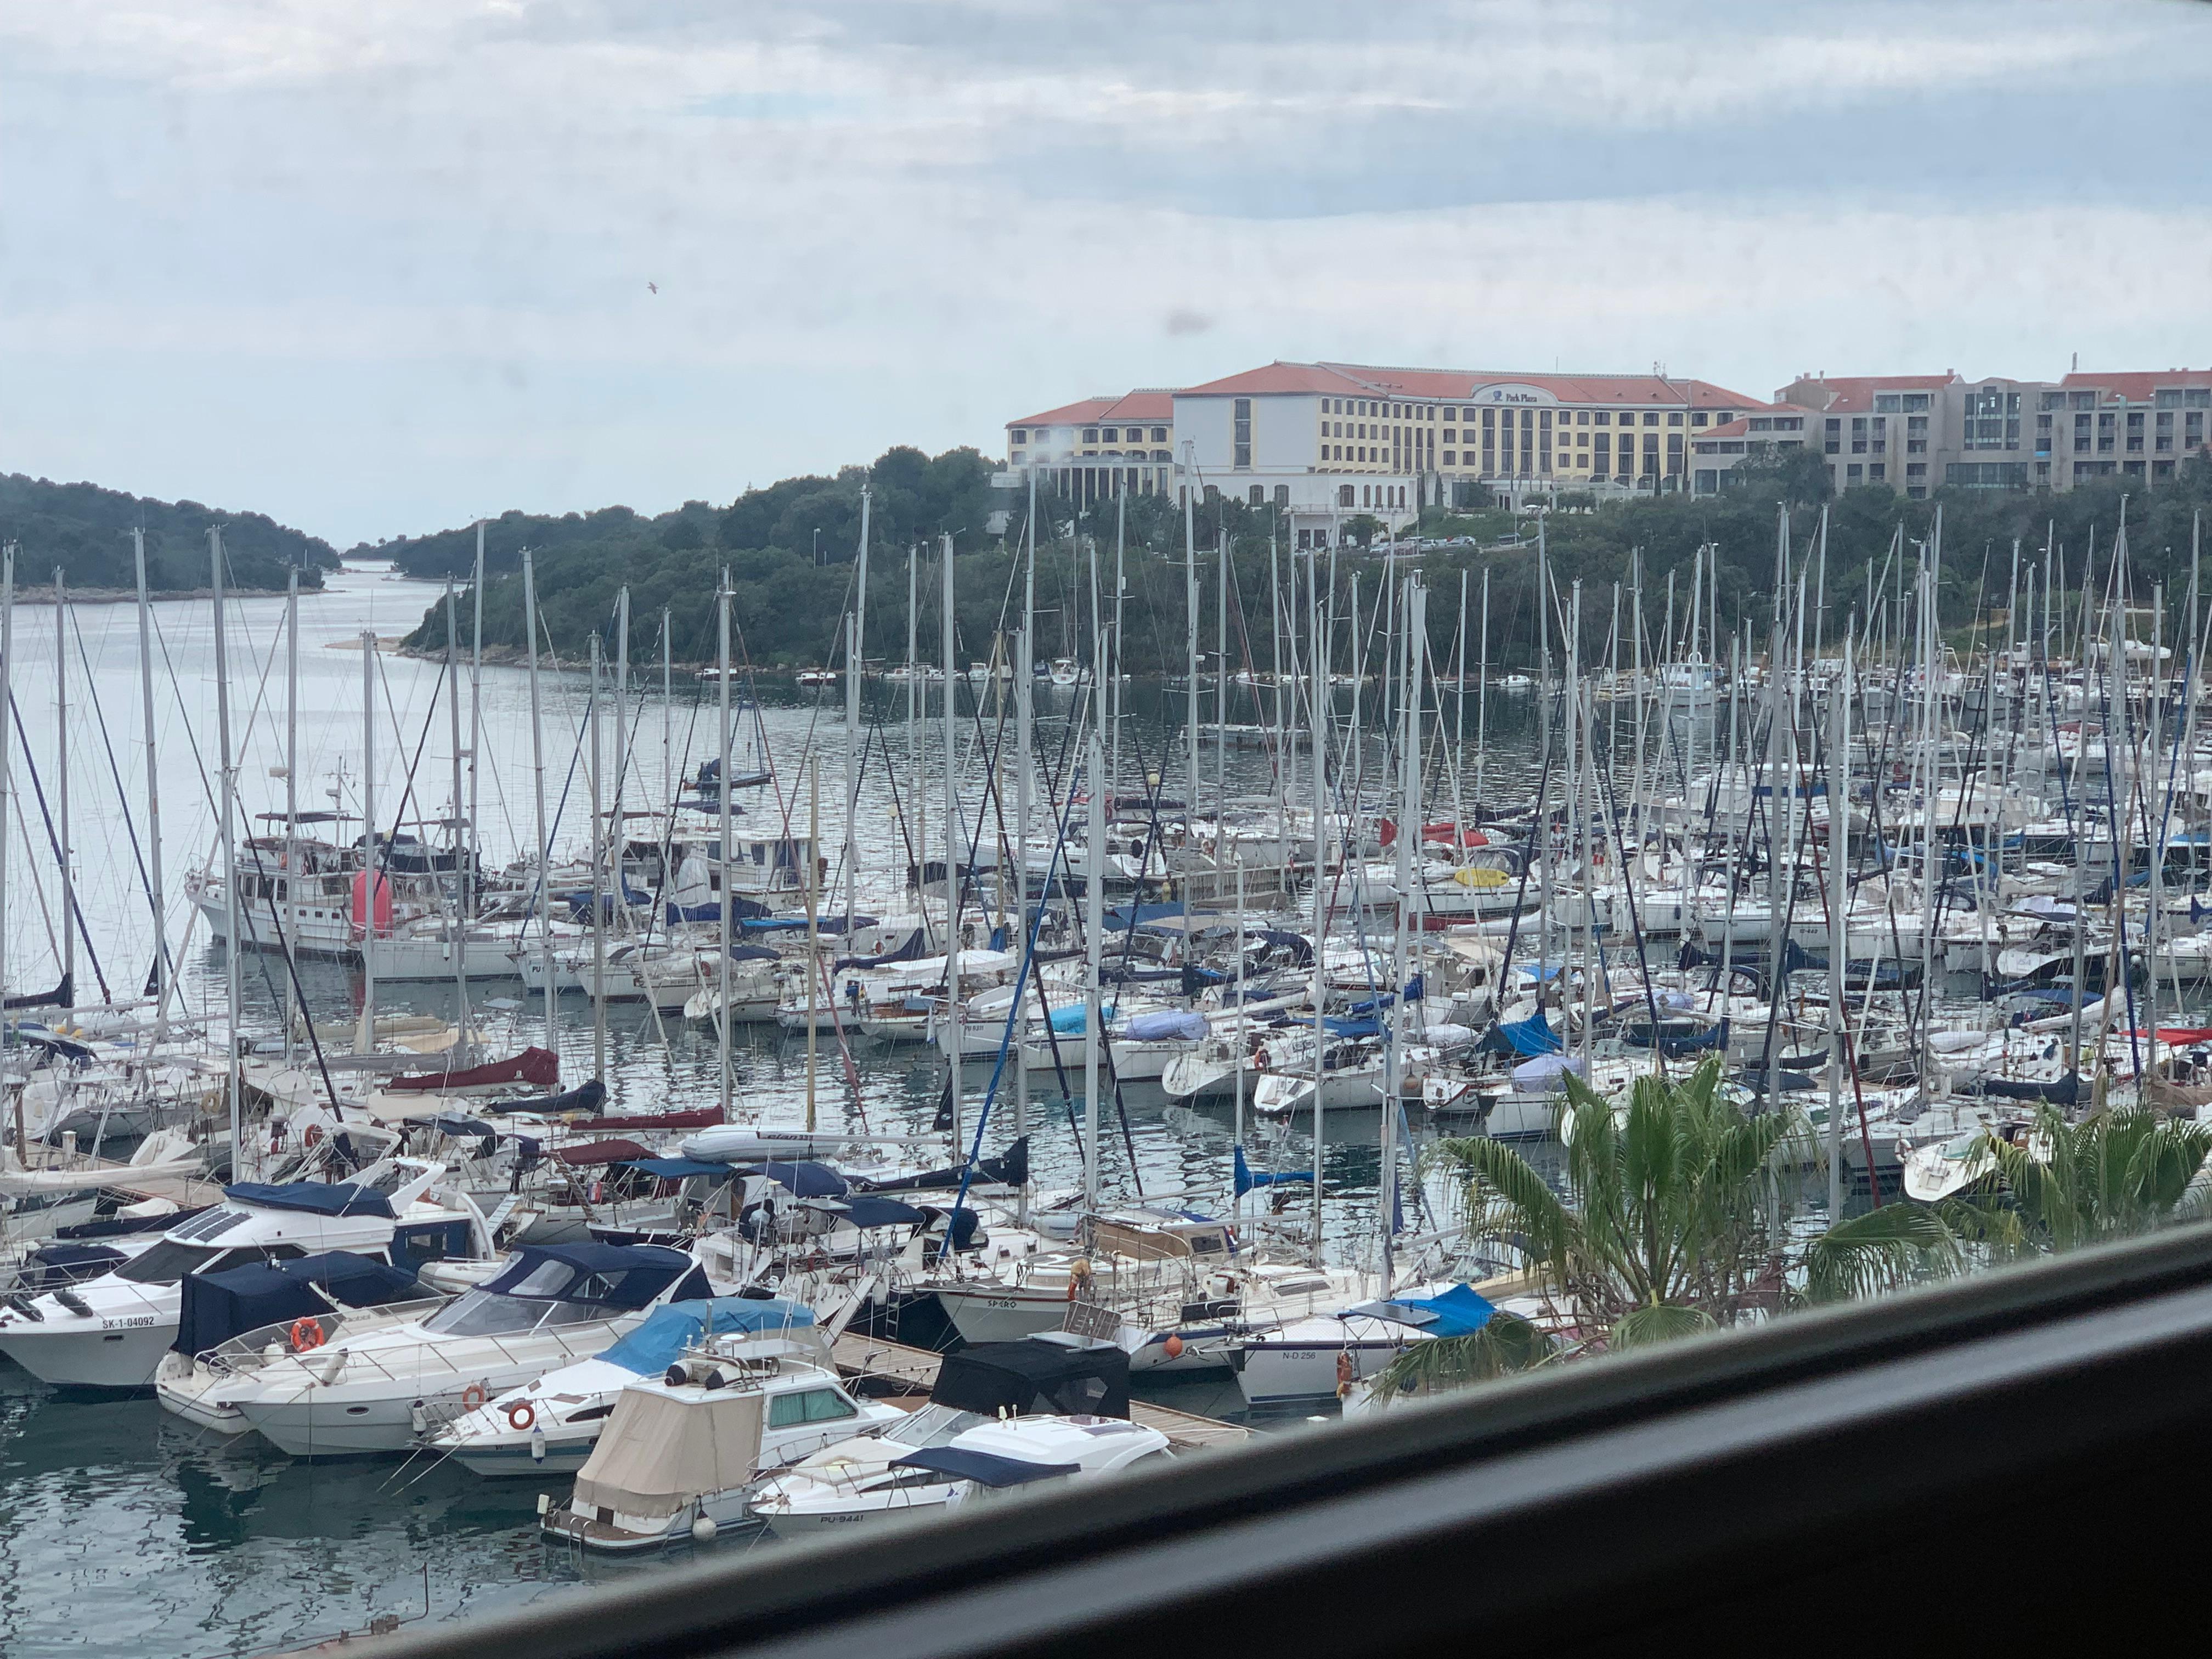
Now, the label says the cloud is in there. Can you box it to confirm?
[1,0,2207,545]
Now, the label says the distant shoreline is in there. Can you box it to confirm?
[3,584,330,605]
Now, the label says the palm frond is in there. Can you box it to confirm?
[1365,1313,1554,1401]
[1804,1200,1967,1301]
[1608,1300,1716,1351]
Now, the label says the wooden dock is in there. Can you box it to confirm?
[830,1332,1250,1453]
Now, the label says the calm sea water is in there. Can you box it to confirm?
[0,560,1564,1656]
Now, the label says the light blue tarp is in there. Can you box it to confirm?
[1047,1004,1116,1034]
[595,1297,815,1376]
[1124,1009,1209,1042]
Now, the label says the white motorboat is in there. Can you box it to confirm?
[749,1412,1169,1538]
[0,1160,490,1390]
[537,1346,904,1550]
[154,1251,447,1432]
[432,1296,880,1475]
[222,1242,714,1456]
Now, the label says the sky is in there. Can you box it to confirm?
[4,0,2212,548]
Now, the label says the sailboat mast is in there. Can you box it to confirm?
[357,628,379,1055]
[941,532,961,1150]
[285,569,300,1060]
[589,636,606,1082]
[445,579,469,1045]
[53,569,72,1006]
[133,529,168,1039]
[469,522,484,921]
[1083,728,1104,1212]
[845,485,871,936]
[211,533,243,1163]
[0,547,13,1150]
[716,576,734,1120]
[523,548,554,1058]
[1184,450,1200,914]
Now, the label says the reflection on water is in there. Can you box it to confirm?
[1,569,1562,1655]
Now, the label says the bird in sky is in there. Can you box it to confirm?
[647,281,659,294]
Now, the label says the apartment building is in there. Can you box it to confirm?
[1692,368,2212,498]
[1005,360,1762,545]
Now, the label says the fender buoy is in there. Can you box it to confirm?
[462,1383,487,1410]
[507,1401,537,1432]
[288,1318,326,1352]
[304,1124,326,1149]
[1162,1334,1184,1360]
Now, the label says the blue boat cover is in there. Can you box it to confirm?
[594,1296,815,1375]
[726,944,781,962]
[754,1161,849,1198]
[1324,1016,1384,1040]
[1234,1144,1313,1197]
[622,1158,740,1181]
[172,1250,426,1357]
[223,1181,395,1219]
[1346,1282,1497,1338]
[1123,1009,1208,1042]
[482,1243,699,1308]
[890,1446,1080,1488]
[1104,902,1184,931]
[804,1195,930,1229]
[1496,1009,1562,1057]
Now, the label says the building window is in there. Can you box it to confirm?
[1442,451,1455,466]
[1248,484,1264,506]
[1906,462,1927,477]
[1233,397,1252,470]
[1847,464,1863,482]
[1152,427,1167,442]
[1869,463,1886,482]
[1691,411,1707,427]
[1875,393,1901,413]
[1337,484,1355,507]
[1594,411,1609,425]
[1011,428,1028,444]
[1082,428,1098,444]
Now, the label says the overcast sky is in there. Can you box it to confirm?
[5,0,2211,547]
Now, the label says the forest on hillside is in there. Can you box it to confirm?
[398,447,2212,674]
[0,473,338,591]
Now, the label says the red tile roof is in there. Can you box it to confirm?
[2059,369,2212,402]
[1700,403,1820,440]
[1173,359,1761,408]
[1008,390,1177,429]
[1778,373,1959,413]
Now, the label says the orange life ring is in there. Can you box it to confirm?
[461,1383,487,1410]
[506,1401,537,1432]
[304,1124,326,1149]
[287,1318,326,1352]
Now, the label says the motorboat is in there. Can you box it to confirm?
[432,1296,856,1475]
[222,1242,713,1456]
[538,1339,905,1550]
[154,1251,443,1432]
[0,1160,490,1390]
[749,1411,1169,1538]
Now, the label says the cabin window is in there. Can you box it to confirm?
[769,1388,859,1427]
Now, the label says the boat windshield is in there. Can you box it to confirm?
[896,1404,986,1448]
[113,1242,227,1286]
[421,1289,624,1337]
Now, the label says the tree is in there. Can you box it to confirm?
[1373,1059,1806,1400]
[1342,513,1385,549]
[1807,1106,2212,1301]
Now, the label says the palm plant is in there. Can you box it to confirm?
[1806,1105,2212,1301]
[1372,1059,1805,1398]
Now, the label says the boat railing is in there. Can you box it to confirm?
[200,1297,451,1376]
[252,1315,625,1398]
